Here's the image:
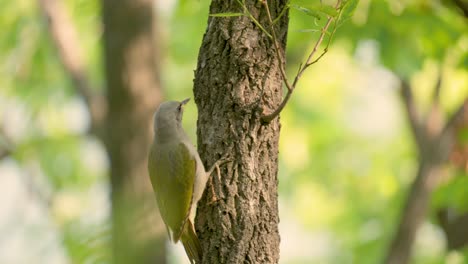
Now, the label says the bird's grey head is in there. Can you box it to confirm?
[153,98,190,140]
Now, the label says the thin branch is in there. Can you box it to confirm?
[235,0,272,38]
[303,16,339,68]
[261,86,295,124]
[272,3,290,25]
[38,0,106,136]
[425,69,444,137]
[431,68,443,106]
[444,98,468,132]
[262,0,292,92]
[440,98,468,143]
[261,1,337,123]
[303,20,334,68]
[400,79,426,148]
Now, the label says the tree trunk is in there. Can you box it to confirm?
[101,1,166,263]
[193,1,288,263]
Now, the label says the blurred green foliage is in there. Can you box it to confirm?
[1,0,108,263]
[1,0,467,263]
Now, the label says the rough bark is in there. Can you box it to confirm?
[101,1,166,263]
[193,1,288,263]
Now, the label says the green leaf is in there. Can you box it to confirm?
[209,12,245,17]
[433,173,468,211]
[291,4,322,20]
[341,0,359,20]
[320,5,338,17]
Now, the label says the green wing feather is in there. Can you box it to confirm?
[148,142,196,242]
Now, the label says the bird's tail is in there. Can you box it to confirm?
[180,219,202,264]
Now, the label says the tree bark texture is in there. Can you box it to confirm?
[101,1,166,263]
[193,1,288,263]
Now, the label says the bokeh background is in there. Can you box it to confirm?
[1,0,467,263]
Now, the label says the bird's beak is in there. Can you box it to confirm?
[181,98,190,106]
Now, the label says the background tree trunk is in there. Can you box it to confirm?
[385,160,443,264]
[385,80,467,264]
[101,1,166,263]
[193,1,288,263]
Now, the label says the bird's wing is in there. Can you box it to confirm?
[148,142,196,242]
